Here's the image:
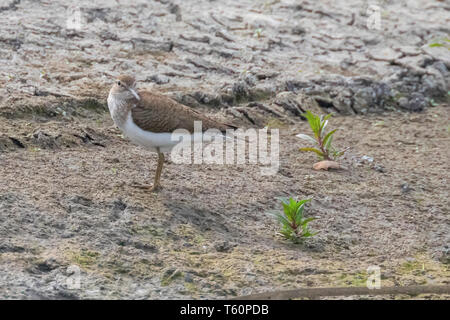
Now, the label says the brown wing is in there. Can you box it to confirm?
[131,90,236,133]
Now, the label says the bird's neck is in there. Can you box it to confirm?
[108,92,133,129]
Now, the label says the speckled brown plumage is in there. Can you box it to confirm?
[131,91,236,134]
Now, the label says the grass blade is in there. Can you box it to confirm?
[299,147,324,157]
[322,129,337,150]
[296,134,317,145]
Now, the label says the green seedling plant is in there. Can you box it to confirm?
[272,198,317,243]
[428,38,450,48]
[297,110,345,161]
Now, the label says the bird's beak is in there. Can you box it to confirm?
[128,88,140,101]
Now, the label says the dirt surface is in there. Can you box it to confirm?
[0,0,449,300]
[0,0,449,115]
[1,103,449,299]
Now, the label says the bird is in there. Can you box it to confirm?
[107,75,235,192]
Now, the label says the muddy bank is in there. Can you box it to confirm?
[0,104,449,299]
[0,0,449,300]
[0,0,449,122]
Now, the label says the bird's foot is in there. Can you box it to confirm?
[131,183,162,192]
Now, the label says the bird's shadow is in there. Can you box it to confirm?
[161,198,235,235]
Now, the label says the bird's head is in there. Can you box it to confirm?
[109,75,140,101]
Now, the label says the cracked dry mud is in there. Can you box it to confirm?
[0,0,449,299]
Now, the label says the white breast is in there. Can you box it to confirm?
[122,112,178,153]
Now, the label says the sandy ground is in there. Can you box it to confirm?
[0,0,449,300]
[0,0,449,114]
[0,103,448,299]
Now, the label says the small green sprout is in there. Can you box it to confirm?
[428,38,450,49]
[297,110,345,161]
[271,198,317,243]
[430,99,439,107]
[429,43,444,48]
[253,28,263,38]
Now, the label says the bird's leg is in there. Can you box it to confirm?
[152,151,165,191]
[131,149,165,192]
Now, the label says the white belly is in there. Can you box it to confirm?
[121,114,223,153]
[122,113,179,152]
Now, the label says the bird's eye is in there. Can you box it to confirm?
[117,81,121,86]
